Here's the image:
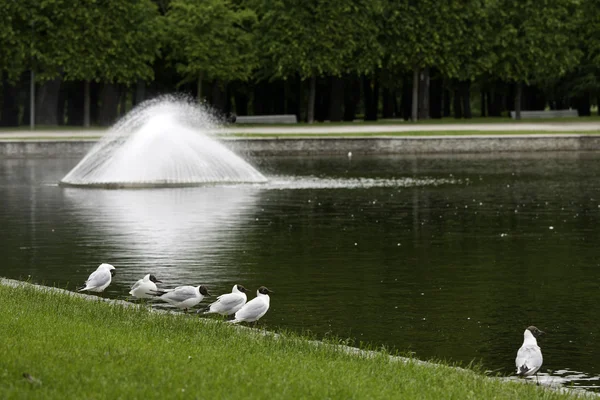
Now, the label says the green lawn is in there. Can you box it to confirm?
[0,282,587,399]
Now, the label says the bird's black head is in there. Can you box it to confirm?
[199,285,211,296]
[236,284,248,293]
[149,274,162,284]
[110,269,116,277]
[527,326,545,338]
[258,286,273,295]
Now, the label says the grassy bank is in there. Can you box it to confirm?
[0,283,584,399]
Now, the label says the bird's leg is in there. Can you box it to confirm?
[535,372,539,386]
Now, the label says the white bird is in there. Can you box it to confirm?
[79,263,116,292]
[230,286,273,324]
[201,284,248,316]
[153,285,211,312]
[129,274,162,299]
[515,326,544,378]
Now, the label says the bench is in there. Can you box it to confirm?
[234,114,298,124]
[510,109,578,119]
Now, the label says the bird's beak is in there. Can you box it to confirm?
[539,330,546,335]
[206,291,212,297]
[156,280,163,283]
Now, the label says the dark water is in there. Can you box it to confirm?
[1,152,600,392]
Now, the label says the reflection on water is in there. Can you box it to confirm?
[62,187,260,285]
[1,153,600,392]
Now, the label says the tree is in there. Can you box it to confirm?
[382,0,471,120]
[165,0,257,104]
[253,0,382,122]
[62,0,161,126]
[489,0,582,119]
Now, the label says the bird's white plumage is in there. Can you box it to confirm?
[231,288,270,323]
[129,274,159,299]
[205,285,247,315]
[79,263,115,292]
[158,286,206,310]
[515,329,543,376]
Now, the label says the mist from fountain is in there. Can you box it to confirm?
[60,96,267,188]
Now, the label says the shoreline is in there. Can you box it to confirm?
[3,134,600,156]
[0,277,590,399]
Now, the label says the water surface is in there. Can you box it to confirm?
[1,152,599,392]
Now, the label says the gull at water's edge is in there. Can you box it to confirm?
[78,263,116,293]
[230,286,273,324]
[129,274,162,299]
[516,326,544,378]
[201,284,248,316]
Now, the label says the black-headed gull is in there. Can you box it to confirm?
[79,263,116,292]
[516,326,544,378]
[152,285,211,312]
[230,286,273,324]
[200,284,248,316]
[129,274,162,299]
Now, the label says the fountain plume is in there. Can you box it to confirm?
[60,96,267,188]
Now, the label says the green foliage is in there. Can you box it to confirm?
[62,0,161,84]
[489,0,582,85]
[254,0,382,80]
[165,0,257,84]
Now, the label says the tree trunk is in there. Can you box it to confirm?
[515,82,522,120]
[329,76,344,122]
[234,90,249,116]
[480,91,487,117]
[461,81,472,119]
[453,86,462,119]
[401,74,412,120]
[382,88,394,119]
[0,72,21,126]
[197,72,204,103]
[97,83,120,126]
[343,76,360,121]
[443,89,451,117]
[411,66,419,121]
[418,67,430,120]
[574,92,591,116]
[211,80,226,114]
[315,77,330,122]
[65,81,84,126]
[307,76,316,123]
[362,74,379,121]
[134,79,146,106]
[429,73,442,119]
[84,81,91,127]
[36,76,62,125]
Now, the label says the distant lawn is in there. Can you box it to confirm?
[0,281,585,400]
[0,116,600,132]
[2,130,600,141]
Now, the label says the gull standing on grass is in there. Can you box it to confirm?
[200,284,248,316]
[79,263,116,292]
[516,326,544,380]
[230,286,273,324]
[152,285,211,312]
[129,274,162,299]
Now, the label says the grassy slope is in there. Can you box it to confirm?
[0,284,583,400]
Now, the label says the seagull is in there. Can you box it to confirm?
[230,286,273,324]
[152,285,211,312]
[79,263,116,292]
[129,274,162,299]
[515,326,544,379]
[200,284,248,316]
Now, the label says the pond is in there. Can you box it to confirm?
[1,151,599,392]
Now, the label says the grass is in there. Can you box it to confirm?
[0,282,587,399]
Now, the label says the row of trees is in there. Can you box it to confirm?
[0,0,598,127]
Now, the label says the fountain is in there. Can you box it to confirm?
[59,96,267,188]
